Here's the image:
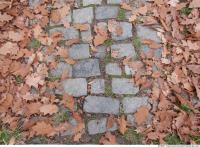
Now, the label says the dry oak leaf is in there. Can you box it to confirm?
[31,121,55,137]
[190,0,200,8]
[192,77,200,99]
[0,12,13,22]
[187,64,200,74]
[99,132,117,144]
[168,0,179,7]
[25,74,44,88]
[73,132,82,142]
[117,115,127,135]
[65,57,76,65]
[57,47,68,58]
[73,23,89,31]
[0,1,10,10]
[33,24,43,38]
[129,14,137,22]
[59,4,70,19]
[120,2,132,11]
[161,58,170,64]
[25,102,42,117]
[39,104,58,115]
[62,94,74,111]
[136,5,148,15]
[50,10,60,23]
[0,42,19,55]
[93,34,107,46]
[8,31,25,42]
[134,106,149,125]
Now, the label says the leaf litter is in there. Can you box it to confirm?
[0,0,199,145]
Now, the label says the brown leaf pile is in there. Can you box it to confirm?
[0,0,86,144]
[127,0,200,144]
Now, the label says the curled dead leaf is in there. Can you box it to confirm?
[39,104,58,115]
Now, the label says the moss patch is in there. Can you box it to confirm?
[133,36,142,49]
[104,53,113,64]
[104,39,113,46]
[0,128,21,144]
[117,8,126,20]
[53,110,70,124]
[180,6,192,15]
[105,83,114,97]
[28,38,41,50]
[123,128,143,144]
[164,134,184,145]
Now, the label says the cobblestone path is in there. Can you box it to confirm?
[28,0,162,144]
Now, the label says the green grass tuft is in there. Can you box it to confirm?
[164,134,184,145]
[53,110,70,124]
[105,83,114,97]
[0,130,10,144]
[124,128,143,144]
[180,7,192,15]
[117,8,126,20]
[104,53,113,64]
[15,75,24,84]
[180,104,192,113]
[0,128,21,144]
[46,75,60,82]
[133,36,142,49]
[28,39,41,50]
[191,136,200,144]
[104,39,113,46]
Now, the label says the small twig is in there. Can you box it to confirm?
[9,0,14,9]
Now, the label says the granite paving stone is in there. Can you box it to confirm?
[81,24,92,43]
[73,7,94,24]
[50,62,72,78]
[112,78,139,94]
[136,25,161,43]
[83,0,102,6]
[91,79,105,94]
[111,22,133,41]
[106,63,122,76]
[83,96,120,114]
[72,59,101,78]
[62,78,87,97]
[50,27,79,40]
[87,118,118,135]
[111,43,136,58]
[95,6,119,20]
[122,97,150,113]
[69,44,90,59]
[94,45,106,59]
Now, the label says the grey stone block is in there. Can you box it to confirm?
[50,27,79,40]
[83,96,120,114]
[72,59,101,78]
[136,25,161,43]
[91,79,105,94]
[94,45,106,59]
[106,63,122,76]
[122,97,150,113]
[69,44,90,59]
[111,22,133,41]
[111,43,136,58]
[50,62,72,78]
[81,24,92,43]
[112,78,139,94]
[107,0,129,4]
[83,0,102,6]
[62,78,87,97]
[95,6,119,20]
[73,7,94,23]
[87,118,117,135]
